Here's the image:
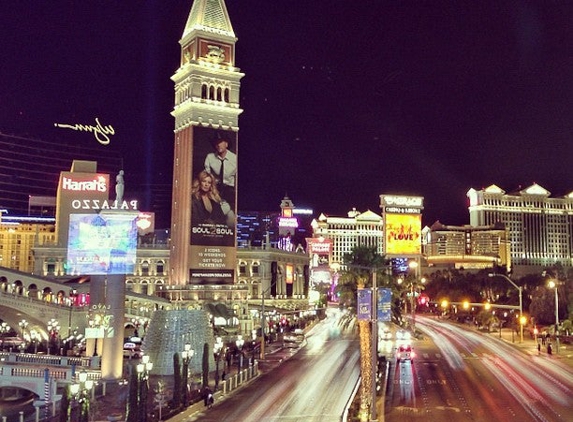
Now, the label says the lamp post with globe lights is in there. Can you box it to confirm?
[213,337,224,389]
[18,319,28,340]
[47,318,60,355]
[235,335,244,373]
[137,356,153,422]
[181,344,193,408]
[547,280,560,353]
[0,322,10,351]
[70,370,94,422]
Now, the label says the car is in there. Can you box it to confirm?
[396,345,415,362]
[123,342,143,359]
[381,330,392,340]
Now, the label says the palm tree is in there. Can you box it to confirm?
[337,246,389,421]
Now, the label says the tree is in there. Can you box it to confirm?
[336,246,389,309]
[202,343,210,389]
[529,286,557,325]
[172,353,181,409]
[125,369,139,422]
[59,385,70,422]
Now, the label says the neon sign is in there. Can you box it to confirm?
[71,199,138,211]
[278,217,299,228]
[54,117,115,145]
[62,175,107,192]
[380,195,423,208]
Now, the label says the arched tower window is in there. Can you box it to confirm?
[209,86,215,100]
[217,87,222,102]
[201,84,208,99]
[224,88,230,102]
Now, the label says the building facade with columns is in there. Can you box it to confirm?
[467,183,573,271]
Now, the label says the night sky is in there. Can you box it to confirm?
[1,1,572,227]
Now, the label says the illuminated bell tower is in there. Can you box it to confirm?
[170,0,244,286]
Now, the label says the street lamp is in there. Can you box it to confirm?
[137,356,153,422]
[488,273,523,343]
[260,279,278,361]
[18,319,28,340]
[29,329,40,354]
[47,318,60,355]
[70,370,94,422]
[547,280,560,353]
[235,335,244,372]
[181,344,193,407]
[0,322,10,351]
[213,337,223,389]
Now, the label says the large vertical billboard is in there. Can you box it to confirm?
[189,127,237,284]
[385,213,422,255]
[380,195,423,256]
[307,237,333,286]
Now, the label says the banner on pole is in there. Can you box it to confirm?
[357,288,372,321]
[377,288,392,322]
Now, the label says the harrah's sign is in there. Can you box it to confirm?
[62,175,108,192]
[62,174,137,211]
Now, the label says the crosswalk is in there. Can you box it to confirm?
[415,352,493,360]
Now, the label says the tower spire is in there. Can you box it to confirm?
[183,0,235,40]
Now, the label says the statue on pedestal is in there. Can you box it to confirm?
[115,170,125,203]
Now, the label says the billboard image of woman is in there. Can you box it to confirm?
[189,127,237,284]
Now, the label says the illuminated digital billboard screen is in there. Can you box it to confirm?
[385,213,421,255]
[66,212,138,275]
[189,126,237,284]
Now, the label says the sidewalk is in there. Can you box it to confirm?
[485,327,573,367]
[165,341,293,422]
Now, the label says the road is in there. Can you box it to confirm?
[187,309,360,422]
[385,315,573,422]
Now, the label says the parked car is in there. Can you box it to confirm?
[123,342,143,359]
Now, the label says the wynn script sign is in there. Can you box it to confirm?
[54,118,115,145]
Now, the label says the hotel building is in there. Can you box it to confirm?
[421,221,511,270]
[467,183,573,271]
[311,208,385,269]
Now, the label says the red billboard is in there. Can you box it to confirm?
[307,237,332,268]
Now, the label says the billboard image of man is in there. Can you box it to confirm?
[204,133,236,212]
[189,127,237,284]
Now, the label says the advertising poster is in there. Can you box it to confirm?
[385,213,422,255]
[189,126,237,284]
[377,288,392,322]
[357,288,372,321]
[307,237,332,268]
[66,212,138,275]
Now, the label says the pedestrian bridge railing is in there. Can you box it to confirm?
[0,352,98,369]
